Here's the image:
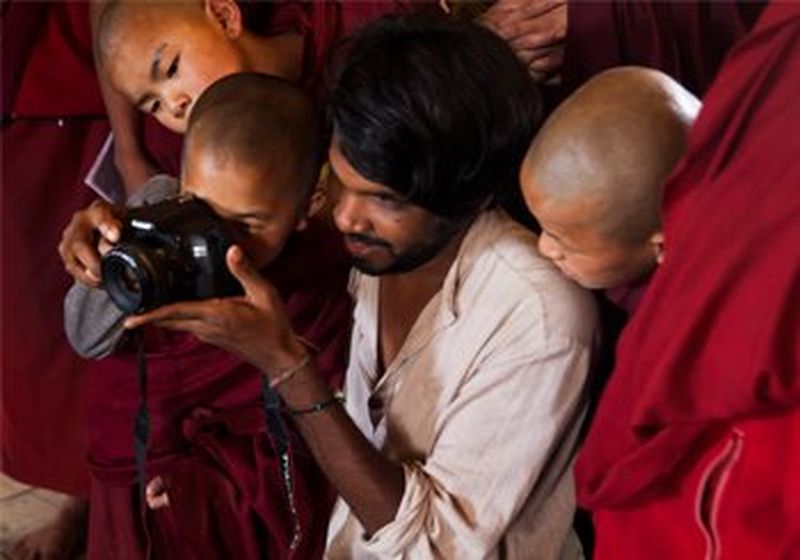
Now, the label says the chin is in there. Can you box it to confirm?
[351,257,393,276]
[574,278,606,290]
[561,270,607,290]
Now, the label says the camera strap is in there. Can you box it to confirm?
[261,379,302,553]
[132,328,151,513]
[130,328,301,553]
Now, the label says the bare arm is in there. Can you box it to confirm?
[89,1,160,194]
[277,354,405,535]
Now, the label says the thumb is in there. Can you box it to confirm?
[226,245,271,303]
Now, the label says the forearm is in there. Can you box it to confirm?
[274,355,404,535]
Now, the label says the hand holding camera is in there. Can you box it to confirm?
[99,195,241,313]
[61,195,241,313]
[60,194,305,376]
[123,244,308,379]
[59,199,125,289]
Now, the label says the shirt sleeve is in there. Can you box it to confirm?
[362,335,592,558]
[62,175,178,359]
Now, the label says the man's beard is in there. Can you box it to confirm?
[348,217,465,276]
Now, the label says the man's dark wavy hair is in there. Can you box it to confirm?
[327,14,543,221]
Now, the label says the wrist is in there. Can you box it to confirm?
[276,364,332,412]
[264,335,311,376]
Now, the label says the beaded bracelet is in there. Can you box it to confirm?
[287,393,345,416]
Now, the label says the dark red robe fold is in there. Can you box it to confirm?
[2,1,108,496]
[561,0,766,97]
[576,4,800,558]
[85,220,352,560]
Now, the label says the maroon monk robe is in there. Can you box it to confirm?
[576,4,800,558]
[2,1,108,496]
[85,219,352,560]
[560,0,766,98]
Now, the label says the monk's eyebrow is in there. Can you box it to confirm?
[150,42,167,81]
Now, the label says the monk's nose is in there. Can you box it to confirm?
[168,93,191,120]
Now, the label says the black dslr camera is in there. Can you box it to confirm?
[101,195,242,314]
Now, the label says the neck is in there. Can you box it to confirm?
[240,31,304,82]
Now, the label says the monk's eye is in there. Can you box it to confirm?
[166,55,180,78]
[149,100,161,114]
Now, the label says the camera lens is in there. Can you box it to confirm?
[101,242,170,313]
[120,265,142,295]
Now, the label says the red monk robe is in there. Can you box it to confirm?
[560,0,766,98]
[85,218,352,560]
[576,4,800,559]
[2,1,107,496]
[502,1,765,230]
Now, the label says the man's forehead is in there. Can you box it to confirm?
[328,141,401,199]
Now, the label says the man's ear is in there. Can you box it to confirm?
[650,230,665,265]
[204,0,242,39]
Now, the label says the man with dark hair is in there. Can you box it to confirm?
[127,16,598,558]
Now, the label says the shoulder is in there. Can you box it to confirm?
[125,174,179,207]
[459,210,598,346]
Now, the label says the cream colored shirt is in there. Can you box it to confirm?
[326,209,597,559]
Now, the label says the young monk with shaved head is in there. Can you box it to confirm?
[59,73,351,560]
[577,6,800,557]
[90,0,420,192]
[521,66,700,309]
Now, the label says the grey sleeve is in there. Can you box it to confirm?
[63,175,179,359]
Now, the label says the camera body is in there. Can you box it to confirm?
[101,195,242,314]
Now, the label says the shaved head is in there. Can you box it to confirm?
[179,73,323,270]
[522,66,700,244]
[184,72,323,199]
[96,1,203,69]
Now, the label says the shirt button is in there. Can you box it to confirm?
[368,395,383,410]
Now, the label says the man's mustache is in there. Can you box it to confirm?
[344,233,392,250]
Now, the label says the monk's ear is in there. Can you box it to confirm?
[650,231,666,265]
[303,162,334,225]
[294,215,309,233]
[204,0,242,39]
[292,191,320,234]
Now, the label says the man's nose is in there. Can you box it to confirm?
[333,193,370,234]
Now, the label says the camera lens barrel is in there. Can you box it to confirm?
[102,242,169,314]
[101,196,241,314]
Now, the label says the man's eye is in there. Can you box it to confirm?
[166,55,180,78]
[149,100,161,114]
[375,194,404,209]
